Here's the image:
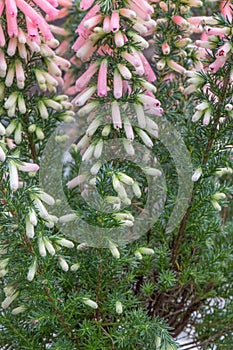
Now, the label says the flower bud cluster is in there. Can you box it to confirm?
[62,0,165,225]
[151,0,212,76]
[184,15,233,126]
[0,4,71,145]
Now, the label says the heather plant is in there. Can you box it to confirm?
[0,0,233,349]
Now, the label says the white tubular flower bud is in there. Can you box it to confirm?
[14,124,22,144]
[70,262,80,271]
[59,213,77,223]
[82,144,95,161]
[5,66,15,87]
[18,95,26,114]
[87,117,103,135]
[73,86,97,106]
[135,104,146,129]
[35,127,45,140]
[94,140,104,159]
[58,256,69,271]
[3,285,15,297]
[132,182,142,198]
[215,167,233,176]
[4,92,18,109]
[0,122,6,136]
[77,134,91,150]
[26,217,35,238]
[78,102,99,117]
[114,212,134,221]
[134,251,143,260]
[27,258,37,281]
[109,241,120,259]
[29,209,37,226]
[192,167,202,182]
[38,236,47,257]
[143,167,162,177]
[33,198,49,219]
[120,220,134,227]
[91,161,102,175]
[138,247,155,255]
[6,120,17,135]
[105,196,121,205]
[123,139,135,155]
[1,291,19,309]
[118,172,134,185]
[44,99,62,110]
[115,301,123,314]
[128,32,149,49]
[112,175,128,199]
[102,124,111,137]
[56,238,74,249]
[123,116,134,141]
[8,161,19,191]
[38,100,49,119]
[112,174,121,192]
[212,192,226,200]
[82,298,98,309]
[136,129,153,148]
[211,200,221,211]
[11,305,27,315]
[117,64,132,80]
[43,237,56,256]
[39,191,55,205]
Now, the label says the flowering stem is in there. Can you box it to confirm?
[172,66,232,268]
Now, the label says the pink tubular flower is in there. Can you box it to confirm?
[139,53,156,82]
[6,8,18,37]
[220,0,232,21]
[209,56,227,73]
[132,0,153,15]
[67,174,87,189]
[103,16,111,33]
[33,0,59,19]
[5,0,17,16]
[0,24,6,47]
[76,63,99,91]
[18,162,39,172]
[110,12,120,32]
[0,0,59,41]
[16,0,42,25]
[114,31,125,47]
[162,43,170,55]
[98,59,108,97]
[167,60,186,74]
[205,26,230,36]
[128,0,150,21]
[113,69,123,99]
[72,86,97,106]
[80,0,95,11]
[172,15,189,27]
[84,14,103,29]
[216,42,232,57]
[76,40,96,61]
[122,52,140,68]
[119,8,136,19]
[76,4,100,36]
[26,17,40,43]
